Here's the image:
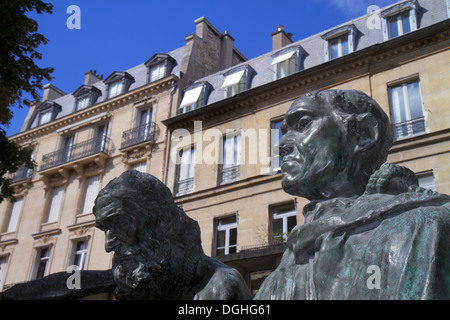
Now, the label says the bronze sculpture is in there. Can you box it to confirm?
[255,90,450,299]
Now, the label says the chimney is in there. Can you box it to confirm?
[220,30,235,70]
[42,84,66,101]
[271,25,293,51]
[84,69,103,85]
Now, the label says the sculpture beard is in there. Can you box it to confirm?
[111,239,171,300]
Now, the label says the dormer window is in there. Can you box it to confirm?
[149,63,166,82]
[104,71,134,99]
[39,110,52,125]
[108,81,123,98]
[271,46,305,79]
[144,53,176,83]
[381,0,418,40]
[221,65,255,98]
[179,81,213,114]
[29,101,62,129]
[72,85,101,111]
[322,24,357,61]
[329,35,349,59]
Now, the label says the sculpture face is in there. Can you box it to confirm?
[279,94,354,200]
[95,197,136,253]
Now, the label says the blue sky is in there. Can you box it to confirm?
[3,0,398,137]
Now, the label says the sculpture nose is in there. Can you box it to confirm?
[279,144,294,158]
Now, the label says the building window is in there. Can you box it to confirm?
[270,203,297,243]
[76,96,90,111]
[46,185,64,223]
[381,1,418,41]
[271,46,304,79]
[215,216,237,256]
[104,71,134,99]
[39,110,53,125]
[179,82,213,114]
[137,106,153,141]
[388,13,411,39]
[418,172,436,191]
[81,175,100,214]
[149,63,166,82]
[272,50,297,79]
[221,66,255,98]
[70,240,88,270]
[31,247,51,280]
[271,119,284,170]
[388,79,425,140]
[175,146,196,196]
[108,81,123,99]
[321,24,356,62]
[144,53,176,84]
[0,257,7,291]
[130,161,147,173]
[94,123,109,152]
[72,85,101,112]
[5,198,23,233]
[329,35,349,59]
[219,133,241,184]
[61,134,75,163]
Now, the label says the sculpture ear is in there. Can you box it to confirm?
[354,113,378,153]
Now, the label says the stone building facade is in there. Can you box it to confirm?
[1,0,449,297]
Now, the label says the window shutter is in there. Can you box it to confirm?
[82,175,100,214]
[6,198,23,232]
[47,186,64,222]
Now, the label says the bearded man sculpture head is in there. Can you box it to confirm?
[93,170,251,300]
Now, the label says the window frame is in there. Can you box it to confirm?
[46,185,64,223]
[221,65,255,98]
[218,132,241,185]
[69,239,89,271]
[214,215,238,256]
[269,202,297,243]
[321,24,357,62]
[388,77,425,140]
[381,0,418,41]
[175,145,196,196]
[31,247,51,280]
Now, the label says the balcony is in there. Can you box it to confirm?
[219,165,240,185]
[120,122,158,149]
[392,117,425,140]
[40,136,113,172]
[175,177,194,196]
[9,165,33,183]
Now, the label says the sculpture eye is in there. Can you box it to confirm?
[297,117,312,131]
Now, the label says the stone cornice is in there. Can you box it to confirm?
[11,75,178,144]
[163,19,450,131]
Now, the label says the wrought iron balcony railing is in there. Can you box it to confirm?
[121,122,157,149]
[9,165,33,183]
[40,136,112,171]
[392,117,425,140]
[175,177,194,196]
[219,165,240,184]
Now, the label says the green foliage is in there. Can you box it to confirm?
[0,0,53,202]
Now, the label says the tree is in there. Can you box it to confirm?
[0,1,54,203]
